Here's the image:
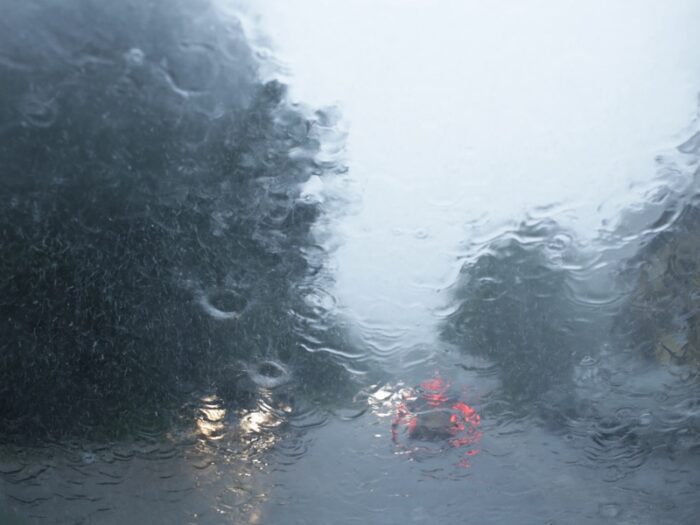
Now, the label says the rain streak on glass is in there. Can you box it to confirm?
[1,1,700,524]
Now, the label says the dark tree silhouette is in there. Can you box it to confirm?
[443,220,593,406]
[0,0,351,439]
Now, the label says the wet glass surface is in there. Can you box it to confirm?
[2,0,700,523]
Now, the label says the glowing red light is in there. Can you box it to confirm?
[391,374,482,468]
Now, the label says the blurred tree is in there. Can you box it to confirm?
[443,220,592,405]
[0,0,351,439]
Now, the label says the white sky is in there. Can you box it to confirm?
[238,0,700,356]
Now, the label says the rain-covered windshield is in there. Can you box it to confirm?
[1,1,700,524]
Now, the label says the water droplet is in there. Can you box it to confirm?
[598,502,621,518]
[580,355,596,367]
[303,285,337,314]
[19,93,57,128]
[546,233,572,252]
[602,466,624,482]
[162,43,218,95]
[124,47,145,67]
[414,229,429,240]
[638,412,653,426]
[198,289,247,320]
[249,360,290,389]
